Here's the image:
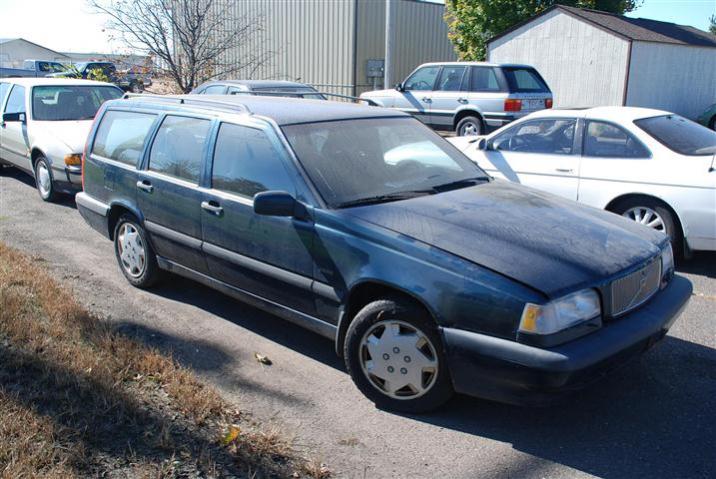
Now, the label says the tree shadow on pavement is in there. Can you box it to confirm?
[410,335,716,479]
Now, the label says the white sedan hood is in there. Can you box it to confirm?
[33,120,93,153]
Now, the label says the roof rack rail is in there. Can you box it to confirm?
[228,90,379,106]
[121,93,251,114]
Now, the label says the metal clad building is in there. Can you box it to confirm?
[487,5,716,119]
[213,0,456,96]
[0,38,70,68]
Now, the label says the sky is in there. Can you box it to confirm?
[0,0,714,55]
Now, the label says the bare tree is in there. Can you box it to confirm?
[90,0,274,92]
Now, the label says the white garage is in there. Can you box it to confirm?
[487,5,716,119]
[0,38,70,69]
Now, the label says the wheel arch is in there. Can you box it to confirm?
[335,279,439,357]
[604,192,687,246]
[453,108,484,131]
[107,202,145,240]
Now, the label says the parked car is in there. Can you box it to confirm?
[192,80,326,99]
[449,107,716,254]
[697,103,716,131]
[0,59,68,78]
[76,95,690,412]
[48,61,149,93]
[0,78,123,201]
[360,62,553,136]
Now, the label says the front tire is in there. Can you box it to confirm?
[113,214,161,288]
[456,115,483,137]
[344,297,454,413]
[34,156,58,202]
[710,116,715,131]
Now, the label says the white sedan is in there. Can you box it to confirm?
[449,107,716,253]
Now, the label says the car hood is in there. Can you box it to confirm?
[33,120,93,152]
[342,181,665,297]
[360,89,396,98]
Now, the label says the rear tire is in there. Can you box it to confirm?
[456,115,483,137]
[344,297,454,413]
[612,197,681,251]
[34,156,58,202]
[113,214,161,288]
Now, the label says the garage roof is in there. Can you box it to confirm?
[489,5,716,48]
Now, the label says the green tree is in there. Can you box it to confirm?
[709,14,716,35]
[445,0,643,61]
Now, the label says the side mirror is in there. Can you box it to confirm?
[476,138,487,150]
[3,112,26,123]
[394,83,404,92]
[254,191,300,217]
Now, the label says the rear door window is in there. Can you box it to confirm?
[502,67,549,93]
[584,121,650,158]
[404,66,440,91]
[470,67,501,92]
[435,66,466,92]
[148,115,212,183]
[92,110,156,166]
[211,122,295,198]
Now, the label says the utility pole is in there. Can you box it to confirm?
[384,0,393,89]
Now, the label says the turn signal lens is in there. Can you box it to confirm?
[504,99,522,112]
[64,154,82,166]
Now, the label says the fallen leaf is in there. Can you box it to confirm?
[254,353,272,365]
[221,425,240,445]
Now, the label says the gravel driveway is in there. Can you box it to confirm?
[1,166,715,479]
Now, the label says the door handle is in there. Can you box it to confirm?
[201,200,223,216]
[421,97,432,103]
[555,168,574,173]
[457,98,468,104]
[136,180,153,193]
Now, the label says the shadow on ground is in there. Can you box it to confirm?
[677,251,716,279]
[0,166,77,209]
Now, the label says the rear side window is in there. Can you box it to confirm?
[92,110,156,166]
[470,67,501,92]
[211,123,295,198]
[148,116,211,183]
[502,67,549,93]
[5,85,25,114]
[584,121,650,158]
[635,115,716,156]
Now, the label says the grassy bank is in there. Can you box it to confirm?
[0,242,327,478]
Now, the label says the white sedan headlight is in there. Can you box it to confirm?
[519,289,601,336]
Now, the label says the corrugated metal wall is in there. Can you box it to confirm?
[208,0,454,96]
[214,0,357,96]
[627,42,716,119]
[488,9,630,108]
[355,0,456,94]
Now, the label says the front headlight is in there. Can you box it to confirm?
[661,242,674,288]
[519,288,601,336]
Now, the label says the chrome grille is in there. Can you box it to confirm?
[611,259,661,317]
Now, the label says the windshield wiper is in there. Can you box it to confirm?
[337,189,434,208]
[432,177,489,193]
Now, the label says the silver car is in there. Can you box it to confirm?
[0,78,123,201]
[361,62,553,136]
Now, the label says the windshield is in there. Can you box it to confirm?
[283,117,488,208]
[32,85,123,121]
[635,114,716,156]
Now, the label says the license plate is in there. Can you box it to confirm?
[524,99,544,110]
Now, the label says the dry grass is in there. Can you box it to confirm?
[0,243,326,478]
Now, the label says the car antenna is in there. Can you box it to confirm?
[710,154,715,173]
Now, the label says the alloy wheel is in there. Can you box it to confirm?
[622,206,666,233]
[461,121,480,136]
[36,161,52,197]
[359,320,439,400]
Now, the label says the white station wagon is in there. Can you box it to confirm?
[449,107,716,254]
